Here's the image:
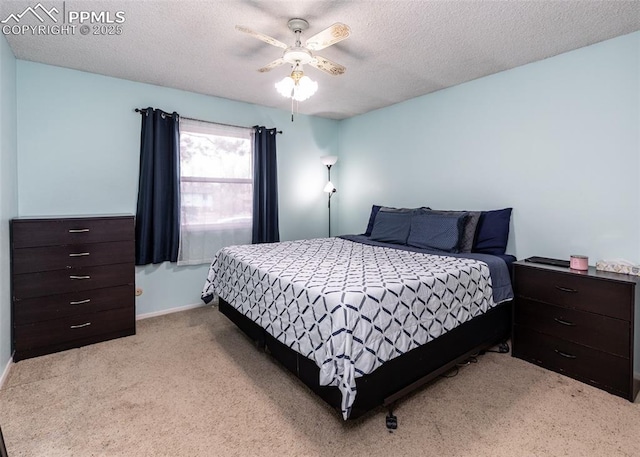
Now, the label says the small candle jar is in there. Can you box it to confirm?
[570,255,589,271]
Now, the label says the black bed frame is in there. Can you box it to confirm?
[0,425,7,457]
[218,298,511,420]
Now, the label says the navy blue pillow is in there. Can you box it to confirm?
[365,205,430,236]
[430,210,481,253]
[472,208,512,255]
[364,205,382,236]
[407,211,467,252]
[369,210,413,244]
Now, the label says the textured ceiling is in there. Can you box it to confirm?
[2,0,640,119]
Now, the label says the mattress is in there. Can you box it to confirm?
[202,237,513,419]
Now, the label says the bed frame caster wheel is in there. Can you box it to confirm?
[498,342,510,353]
[386,411,398,431]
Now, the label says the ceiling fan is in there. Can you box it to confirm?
[235,18,351,76]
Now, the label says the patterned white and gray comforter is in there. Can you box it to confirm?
[202,237,510,419]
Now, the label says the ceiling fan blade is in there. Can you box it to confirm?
[310,55,346,76]
[305,23,351,51]
[235,25,288,49]
[258,58,286,73]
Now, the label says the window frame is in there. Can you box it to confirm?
[178,120,254,232]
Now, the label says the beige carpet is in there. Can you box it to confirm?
[1,305,639,457]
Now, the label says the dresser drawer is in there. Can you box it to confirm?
[513,325,630,396]
[11,216,134,248]
[514,266,632,320]
[513,325,631,397]
[13,263,134,299]
[13,284,133,325]
[13,306,135,352]
[12,240,134,274]
[514,298,630,357]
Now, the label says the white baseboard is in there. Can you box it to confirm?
[0,356,12,390]
[136,302,210,321]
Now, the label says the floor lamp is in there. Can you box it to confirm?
[320,155,337,237]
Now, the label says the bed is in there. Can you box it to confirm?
[201,207,515,420]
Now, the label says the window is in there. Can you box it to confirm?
[177,119,253,265]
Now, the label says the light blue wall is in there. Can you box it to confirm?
[0,35,17,368]
[12,31,640,321]
[16,61,338,315]
[338,32,640,264]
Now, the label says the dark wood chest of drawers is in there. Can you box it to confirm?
[512,261,640,401]
[10,215,136,361]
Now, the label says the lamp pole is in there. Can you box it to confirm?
[320,155,338,238]
[327,164,334,237]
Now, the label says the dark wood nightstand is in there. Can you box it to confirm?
[512,260,640,401]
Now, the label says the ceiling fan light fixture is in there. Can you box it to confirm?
[275,67,318,102]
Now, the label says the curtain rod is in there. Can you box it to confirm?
[134,108,282,134]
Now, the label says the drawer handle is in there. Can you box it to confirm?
[554,349,577,359]
[69,275,91,280]
[68,229,90,233]
[70,299,91,305]
[69,252,90,257]
[70,322,91,329]
[555,285,577,293]
[553,317,576,327]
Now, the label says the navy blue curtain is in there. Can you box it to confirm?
[135,108,181,265]
[252,126,280,243]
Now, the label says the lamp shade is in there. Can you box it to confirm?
[320,155,338,166]
[323,181,336,193]
[275,76,295,98]
[295,76,318,101]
